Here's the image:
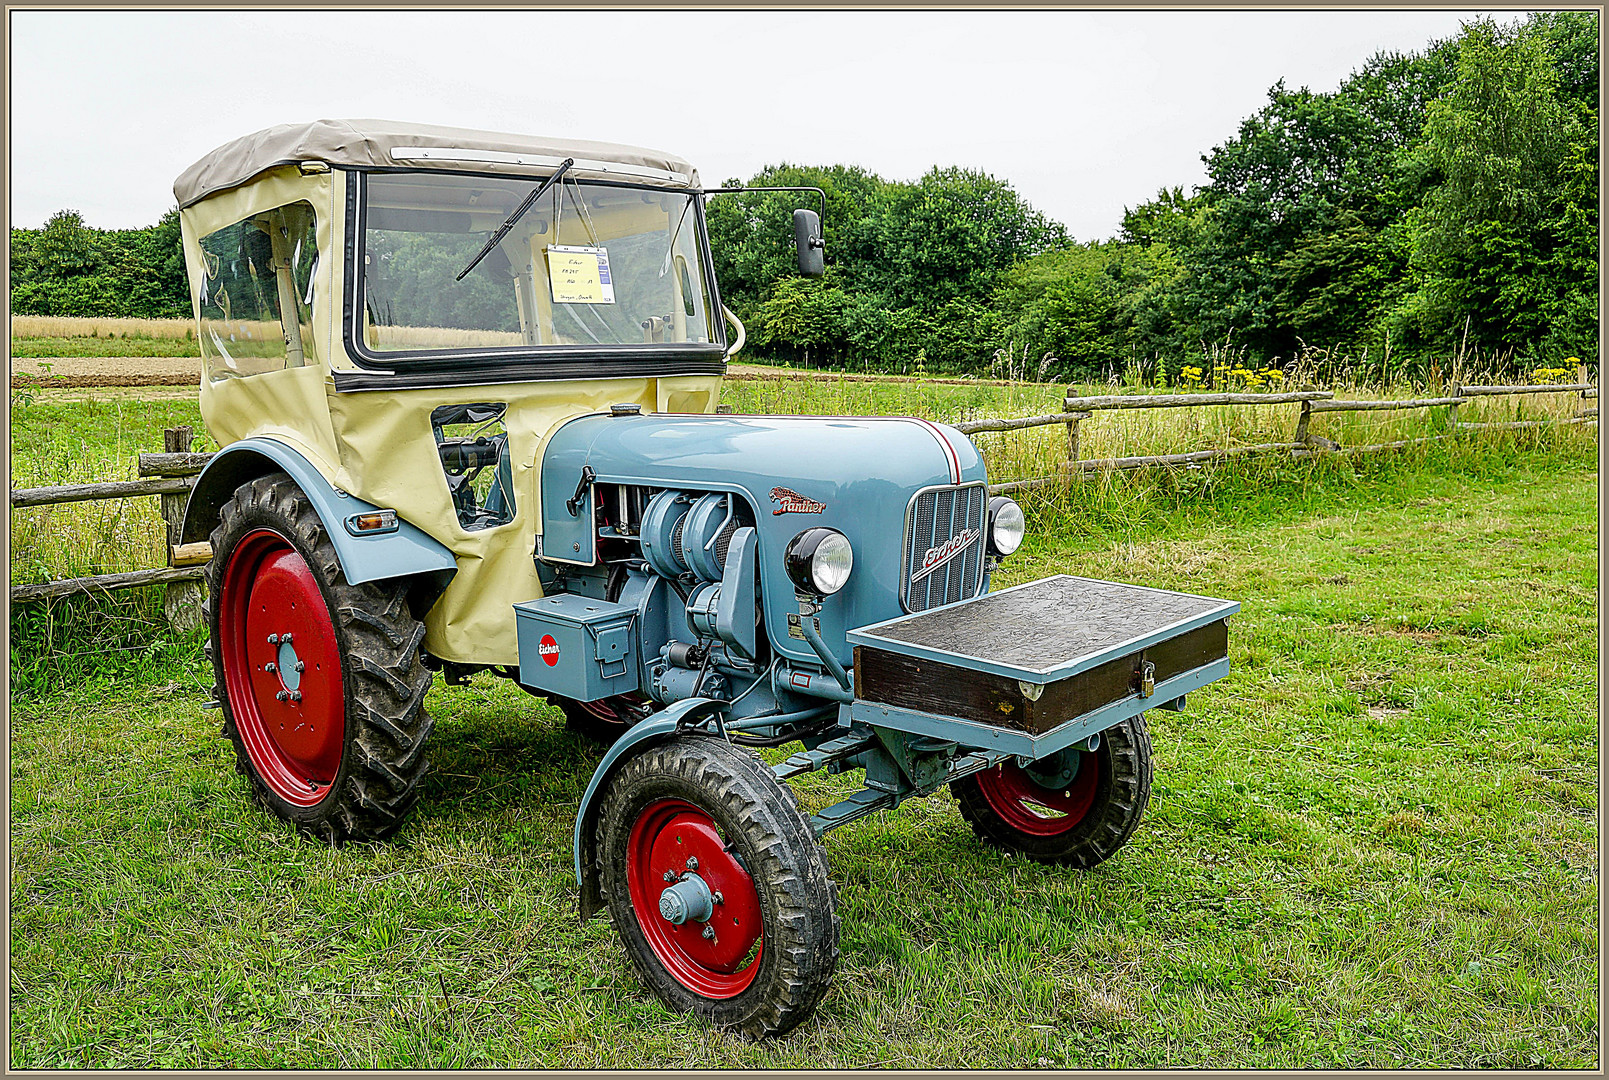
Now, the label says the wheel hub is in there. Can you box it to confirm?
[273,636,303,693]
[659,873,715,926]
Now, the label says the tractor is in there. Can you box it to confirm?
[173,120,1238,1038]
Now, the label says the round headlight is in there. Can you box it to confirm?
[784,527,854,596]
[988,496,1025,557]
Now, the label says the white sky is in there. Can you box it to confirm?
[9,9,1516,240]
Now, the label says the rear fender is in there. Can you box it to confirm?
[573,697,727,919]
[182,437,459,590]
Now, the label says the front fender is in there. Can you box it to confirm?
[182,437,459,588]
[573,697,727,919]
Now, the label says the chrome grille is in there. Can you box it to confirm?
[902,484,987,612]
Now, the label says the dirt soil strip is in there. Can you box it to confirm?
[13,374,198,388]
[12,355,201,388]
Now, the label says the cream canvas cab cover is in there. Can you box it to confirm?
[173,118,701,208]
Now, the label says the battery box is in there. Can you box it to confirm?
[514,592,639,702]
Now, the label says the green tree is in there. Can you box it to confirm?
[1404,15,1598,361]
[878,166,1069,310]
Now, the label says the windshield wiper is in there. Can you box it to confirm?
[455,157,575,282]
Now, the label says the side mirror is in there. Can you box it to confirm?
[793,209,825,277]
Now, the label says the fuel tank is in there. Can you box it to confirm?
[537,411,988,669]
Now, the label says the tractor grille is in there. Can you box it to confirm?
[902,484,988,613]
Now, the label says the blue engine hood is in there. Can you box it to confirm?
[538,412,988,668]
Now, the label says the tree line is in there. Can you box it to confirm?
[708,12,1597,382]
[11,14,1596,383]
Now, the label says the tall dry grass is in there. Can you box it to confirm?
[12,316,196,340]
[370,325,526,349]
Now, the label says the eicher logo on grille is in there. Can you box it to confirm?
[539,634,561,666]
[911,528,980,582]
[769,486,826,515]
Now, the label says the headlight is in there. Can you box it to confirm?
[784,527,854,596]
[988,496,1025,557]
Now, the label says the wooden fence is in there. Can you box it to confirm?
[955,379,1597,494]
[10,379,1598,608]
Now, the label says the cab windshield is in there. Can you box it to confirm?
[356,171,717,357]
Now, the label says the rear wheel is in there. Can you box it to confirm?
[952,713,1153,867]
[596,736,839,1038]
[207,473,433,843]
[549,694,648,747]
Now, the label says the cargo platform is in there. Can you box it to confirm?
[844,575,1239,758]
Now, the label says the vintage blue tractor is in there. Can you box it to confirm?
[174,120,1237,1037]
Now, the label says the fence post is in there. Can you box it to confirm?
[160,426,205,632]
[1579,361,1592,418]
[1065,415,1081,469]
[1448,381,1462,430]
[1293,399,1313,444]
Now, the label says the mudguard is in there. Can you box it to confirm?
[180,437,459,588]
[574,697,727,919]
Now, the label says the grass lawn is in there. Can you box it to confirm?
[9,448,1597,1067]
[9,337,201,359]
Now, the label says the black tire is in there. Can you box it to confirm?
[952,713,1153,867]
[596,735,839,1038]
[205,472,434,844]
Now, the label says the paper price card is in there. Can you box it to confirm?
[547,245,615,305]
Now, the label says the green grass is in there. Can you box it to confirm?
[10,439,1597,1067]
[10,336,201,359]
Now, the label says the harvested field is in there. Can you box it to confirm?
[11,355,201,388]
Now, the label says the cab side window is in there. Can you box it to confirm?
[197,201,319,381]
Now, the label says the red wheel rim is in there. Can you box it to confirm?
[218,528,346,807]
[579,698,630,727]
[975,753,1099,837]
[625,798,764,999]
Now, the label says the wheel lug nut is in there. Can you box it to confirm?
[275,690,288,701]
[701,925,716,940]
[712,891,724,905]
[293,661,305,673]
[281,633,293,644]
[685,857,698,871]
[289,691,302,702]
[264,662,277,674]
[662,870,677,883]
[267,634,279,645]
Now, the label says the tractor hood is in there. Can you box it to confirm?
[538,412,987,667]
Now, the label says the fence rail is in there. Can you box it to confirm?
[11,377,1598,607]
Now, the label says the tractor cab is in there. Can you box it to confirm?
[174,120,771,668]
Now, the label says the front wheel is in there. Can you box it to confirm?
[596,736,839,1038]
[206,472,434,844]
[951,713,1153,867]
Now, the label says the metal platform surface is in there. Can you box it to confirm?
[846,574,1239,684]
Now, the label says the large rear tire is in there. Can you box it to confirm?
[206,472,434,844]
[951,713,1153,867]
[596,736,839,1038]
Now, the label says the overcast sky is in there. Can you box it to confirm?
[10,9,1517,240]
